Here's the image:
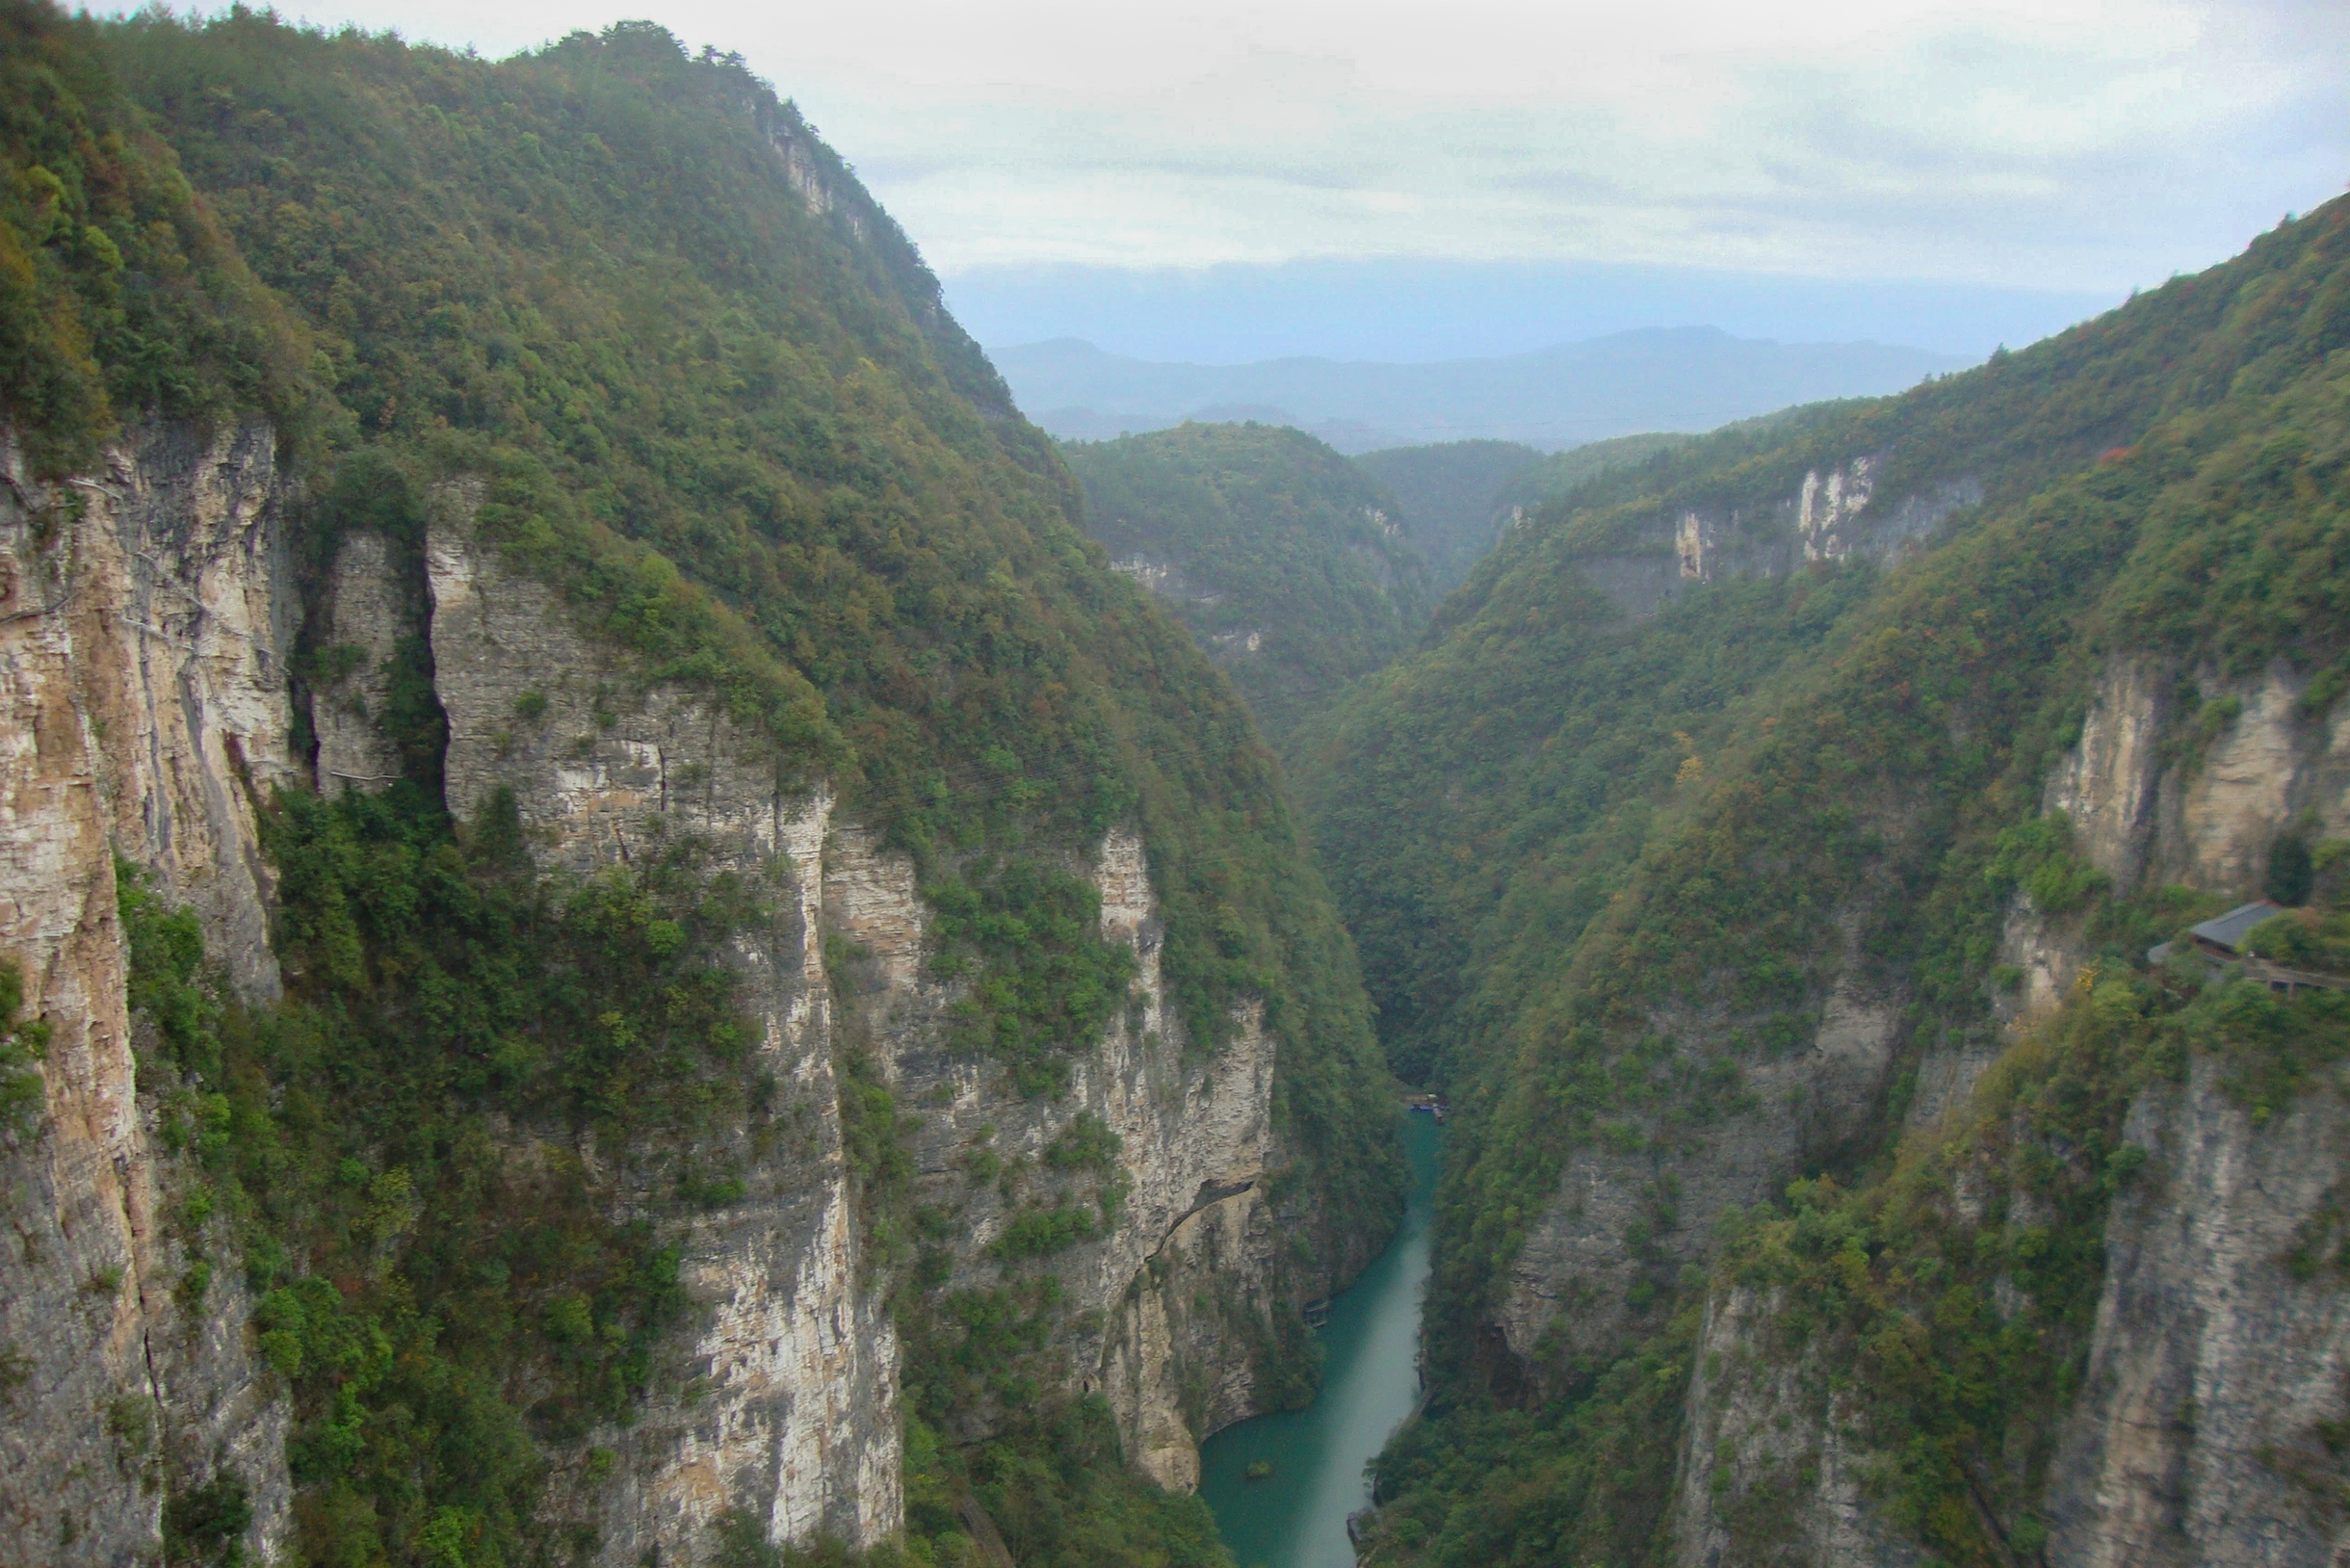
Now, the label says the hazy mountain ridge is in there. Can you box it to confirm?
[995,329,1969,453]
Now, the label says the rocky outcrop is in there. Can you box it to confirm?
[2047,657,2171,889]
[419,485,1292,1513]
[419,511,903,1555]
[1573,459,1982,620]
[1666,650,2350,1564]
[308,530,408,794]
[2154,668,2350,892]
[2053,655,2350,902]
[1906,654,2350,1135]
[2046,1058,2350,1567]
[0,424,299,1565]
[816,815,1285,1486]
[1670,1288,1920,1568]
[1495,973,1906,1379]
[1097,1181,1281,1489]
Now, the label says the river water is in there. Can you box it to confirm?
[1199,1112,1443,1568]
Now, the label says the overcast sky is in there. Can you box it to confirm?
[97,0,2349,350]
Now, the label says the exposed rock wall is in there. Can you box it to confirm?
[2046,1057,2350,1567]
[1907,653,2350,1134]
[2047,656,2172,890]
[1097,1183,1281,1489]
[1495,971,1906,1379]
[817,817,1285,1486]
[423,510,901,1555]
[1572,459,1982,621]
[309,530,408,794]
[0,424,298,1565]
[1669,1288,1920,1568]
[0,445,1307,1565]
[424,505,1295,1540]
[2053,655,2350,902]
[1665,651,2350,1564]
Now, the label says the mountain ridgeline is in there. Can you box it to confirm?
[1296,197,2350,1565]
[0,8,1400,1567]
[992,331,1969,453]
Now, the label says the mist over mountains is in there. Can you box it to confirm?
[994,328,1971,453]
[947,257,2116,363]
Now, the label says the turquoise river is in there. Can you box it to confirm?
[1200,1111,1444,1568]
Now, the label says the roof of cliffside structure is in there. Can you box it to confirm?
[2191,900,2290,954]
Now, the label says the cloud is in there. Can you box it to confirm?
[98,0,2349,291]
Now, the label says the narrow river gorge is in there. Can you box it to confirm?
[1199,1113,1444,1568]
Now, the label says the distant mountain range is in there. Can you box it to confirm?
[991,327,1971,453]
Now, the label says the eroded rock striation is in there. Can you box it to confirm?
[0,425,298,1563]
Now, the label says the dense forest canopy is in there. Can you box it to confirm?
[1347,439,1538,594]
[1061,420,1430,746]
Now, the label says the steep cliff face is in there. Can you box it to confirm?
[1902,653,2350,1138]
[418,506,1298,1516]
[0,16,1408,1564]
[1472,458,1953,1381]
[2047,1058,2350,1567]
[1,429,1324,1562]
[1496,975,1908,1379]
[2006,657,2350,1564]
[1665,657,2350,1566]
[817,816,1283,1490]
[1566,457,1982,622]
[0,424,297,1562]
[412,510,901,1555]
[1669,1288,1920,1568]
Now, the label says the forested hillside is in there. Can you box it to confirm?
[1349,440,1537,595]
[0,7,1400,1565]
[1062,421,1430,745]
[1356,433,1693,597]
[1486,431,1691,527]
[1297,196,2350,1564]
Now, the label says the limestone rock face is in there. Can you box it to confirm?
[0,424,298,1566]
[817,817,1287,1486]
[2048,655,2172,889]
[424,513,901,1556]
[1906,654,2350,1135]
[1495,969,1906,1380]
[2046,1058,2350,1567]
[0,437,1311,1566]
[1570,457,1981,620]
[2154,666,2350,892]
[1669,1288,1921,1568]
[309,530,409,794]
[2044,654,2350,904]
[1663,650,2350,1563]
[417,504,1296,1545]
